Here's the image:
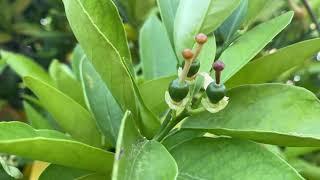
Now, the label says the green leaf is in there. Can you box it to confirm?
[157,0,180,45]
[170,137,303,179]
[63,0,138,117]
[0,157,23,179]
[49,60,86,107]
[39,164,106,180]
[24,76,102,147]
[80,58,123,147]
[285,147,320,158]
[139,75,176,116]
[0,59,7,74]
[112,111,178,179]
[119,0,156,25]
[174,0,240,60]
[23,101,53,130]
[0,122,113,173]
[162,130,204,151]
[1,50,53,85]
[289,159,320,180]
[218,0,248,44]
[183,84,320,146]
[220,12,294,83]
[71,44,86,81]
[242,0,269,27]
[139,15,177,80]
[226,38,320,88]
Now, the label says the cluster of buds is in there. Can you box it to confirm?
[165,33,229,113]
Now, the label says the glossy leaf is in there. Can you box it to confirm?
[80,59,123,147]
[139,15,177,80]
[23,101,53,130]
[49,60,86,107]
[220,12,294,83]
[170,137,303,179]
[174,0,240,60]
[162,130,204,151]
[139,75,176,116]
[0,122,113,173]
[218,0,248,44]
[157,0,180,45]
[226,38,320,88]
[183,84,320,146]
[39,165,106,180]
[24,76,102,147]
[63,0,138,117]
[1,50,53,85]
[112,111,178,180]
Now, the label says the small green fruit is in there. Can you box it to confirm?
[168,79,189,102]
[182,60,200,77]
[206,82,226,104]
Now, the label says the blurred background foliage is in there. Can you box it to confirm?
[1,0,320,179]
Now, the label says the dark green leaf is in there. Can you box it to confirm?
[170,137,303,179]
[218,0,248,44]
[39,164,107,180]
[183,84,320,146]
[80,59,123,147]
[112,111,178,179]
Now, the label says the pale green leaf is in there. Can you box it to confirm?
[183,84,320,146]
[220,12,294,83]
[112,111,178,180]
[63,0,138,117]
[1,50,53,85]
[174,0,240,61]
[157,0,180,45]
[0,157,23,179]
[226,38,320,88]
[139,75,176,116]
[49,60,86,107]
[170,137,303,179]
[23,101,53,130]
[24,76,102,147]
[0,122,113,173]
[139,15,177,80]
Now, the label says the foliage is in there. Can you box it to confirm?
[1,0,320,179]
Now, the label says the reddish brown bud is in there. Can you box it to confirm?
[213,61,225,72]
[195,33,208,44]
[182,49,194,60]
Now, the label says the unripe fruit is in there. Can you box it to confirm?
[206,82,226,104]
[182,60,200,77]
[168,79,189,102]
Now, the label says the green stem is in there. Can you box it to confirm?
[300,0,320,35]
[154,110,189,142]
